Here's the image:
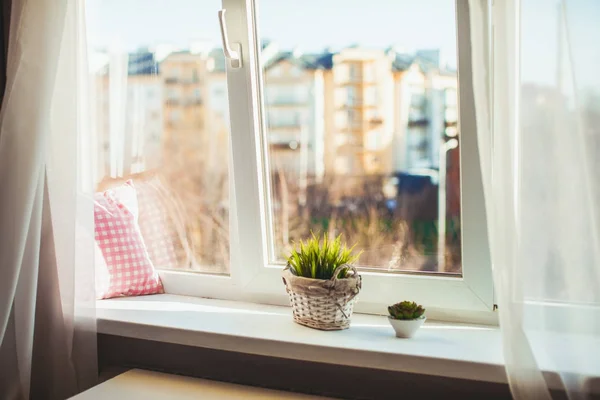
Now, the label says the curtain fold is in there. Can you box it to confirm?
[0,0,9,101]
[469,0,600,398]
[0,0,97,398]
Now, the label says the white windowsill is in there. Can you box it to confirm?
[97,294,508,384]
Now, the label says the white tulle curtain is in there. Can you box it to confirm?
[469,0,600,398]
[0,0,97,398]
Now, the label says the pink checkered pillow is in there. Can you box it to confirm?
[94,180,164,299]
[135,178,181,269]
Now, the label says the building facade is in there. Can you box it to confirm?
[331,47,395,177]
[91,45,459,193]
[91,51,163,184]
[392,52,458,173]
[262,50,330,183]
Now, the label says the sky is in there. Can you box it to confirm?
[85,0,458,66]
[85,0,600,90]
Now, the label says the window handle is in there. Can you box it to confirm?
[218,9,242,69]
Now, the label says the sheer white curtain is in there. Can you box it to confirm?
[0,0,97,399]
[469,0,600,398]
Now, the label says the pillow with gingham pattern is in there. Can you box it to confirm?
[94,180,164,299]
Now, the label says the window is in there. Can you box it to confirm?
[344,109,359,129]
[86,0,492,321]
[193,88,202,101]
[86,1,231,274]
[166,67,181,81]
[349,64,359,82]
[346,87,357,106]
[365,87,377,106]
[166,88,179,101]
[365,130,383,151]
[168,109,182,123]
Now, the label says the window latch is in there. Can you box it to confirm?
[217,9,242,69]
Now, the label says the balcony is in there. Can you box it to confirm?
[165,76,202,85]
[410,98,427,109]
[338,123,364,133]
[181,77,202,85]
[267,121,302,130]
[335,133,362,148]
[335,63,377,86]
[267,98,307,107]
[268,133,307,151]
[337,78,377,87]
[183,99,203,107]
[408,108,428,127]
[165,99,180,106]
[369,118,384,127]
[335,67,377,86]
[269,141,306,151]
[408,119,429,128]
[338,100,377,110]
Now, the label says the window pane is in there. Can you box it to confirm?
[86,1,230,274]
[258,0,461,274]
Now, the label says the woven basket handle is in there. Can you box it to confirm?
[329,264,360,320]
[330,264,358,283]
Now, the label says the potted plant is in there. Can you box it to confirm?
[282,233,362,331]
[387,301,426,338]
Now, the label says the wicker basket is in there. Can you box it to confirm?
[282,264,362,330]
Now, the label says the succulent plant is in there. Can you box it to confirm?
[388,301,425,320]
[287,233,361,280]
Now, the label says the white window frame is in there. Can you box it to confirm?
[160,0,495,324]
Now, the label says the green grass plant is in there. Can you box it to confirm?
[287,233,361,280]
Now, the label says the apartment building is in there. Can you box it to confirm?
[205,43,334,184]
[205,49,230,134]
[115,45,458,187]
[259,45,460,186]
[91,51,163,184]
[392,50,458,171]
[159,51,207,166]
[262,49,333,183]
[331,47,395,177]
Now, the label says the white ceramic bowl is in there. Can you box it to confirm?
[388,316,426,338]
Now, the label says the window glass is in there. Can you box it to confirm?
[258,0,461,274]
[86,0,231,274]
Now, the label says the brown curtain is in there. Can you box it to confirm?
[0,0,10,103]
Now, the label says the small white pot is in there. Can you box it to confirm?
[388,316,426,338]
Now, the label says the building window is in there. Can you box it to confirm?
[346,87,357,106]
[87,0,492,321]
[169,109,181,122]
[168,67,181,80]
[349,64,359,81]
[213,87,225,97]
[253,0,491,317]
[167,89,178,101]
[347,109,359,129]
[193,88,202,103]
[88,0,231,274]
